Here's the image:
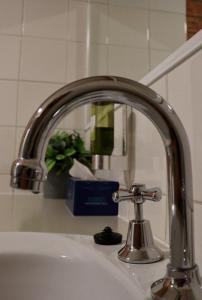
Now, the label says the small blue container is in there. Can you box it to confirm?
[65,177,119,216]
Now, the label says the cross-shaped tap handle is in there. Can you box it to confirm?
[113,184,162,204]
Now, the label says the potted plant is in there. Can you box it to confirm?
[43,130,91,198]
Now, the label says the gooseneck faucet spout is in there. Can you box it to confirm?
[10,76,202,299]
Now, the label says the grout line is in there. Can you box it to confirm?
[14,0,25,158]
[21,0,25,37]
[64,0,70,83]
[10,0,25,196]
[106,0,109,75]
[147,6,151,71]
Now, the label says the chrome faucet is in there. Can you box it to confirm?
[10,76,202,299]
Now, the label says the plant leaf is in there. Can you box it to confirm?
[45,130,91,175]
[56,154,65,160]
[46,159,56,172]
[46,145,55,158]
[64,148,76,157]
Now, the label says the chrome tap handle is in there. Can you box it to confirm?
[112,184,145,204]
[140,187,162,202]
[112,190,133,203]
[113,184,162,204]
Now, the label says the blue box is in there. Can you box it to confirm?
[65,177,119,216]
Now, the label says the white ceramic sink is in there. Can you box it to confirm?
[0,233,145,300]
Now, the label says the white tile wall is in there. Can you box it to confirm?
[129,45,202,246]
[23,0,68,39]
[0,36,21,79]
[0,195,14,230]
[0,175,13,194]
[0,0,186,233]
[0,81,18,126]
[20,38,67,82]
[0,0,23,35]
[0,127,16,174]
[14,194,44,231]
[17,81,63,126]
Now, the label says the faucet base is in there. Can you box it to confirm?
[118,220,164,264]
[151,264,202,300]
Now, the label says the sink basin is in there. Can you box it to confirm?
[0,233,145,300]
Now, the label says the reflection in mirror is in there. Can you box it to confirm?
[53,103,134,190]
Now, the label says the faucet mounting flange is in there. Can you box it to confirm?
[151,264,202,299]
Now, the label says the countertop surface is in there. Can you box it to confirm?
[60,233,168,299]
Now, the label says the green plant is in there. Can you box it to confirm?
[45,131,91,175]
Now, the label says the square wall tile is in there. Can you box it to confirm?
[108,46,149,80]
[69,1,108,43]
[0,127,16,174]
[20,37,67,82]
[0,80,18,126]
[108,5,148,47]
[150,0,186,14]
[23,0,68,39]
[67,42,107,82]
[150,11,186,51]
[0,0,23,35]
[17,81,63,127]
[0,36,21,79]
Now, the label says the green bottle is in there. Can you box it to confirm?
[90,102,114,155]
